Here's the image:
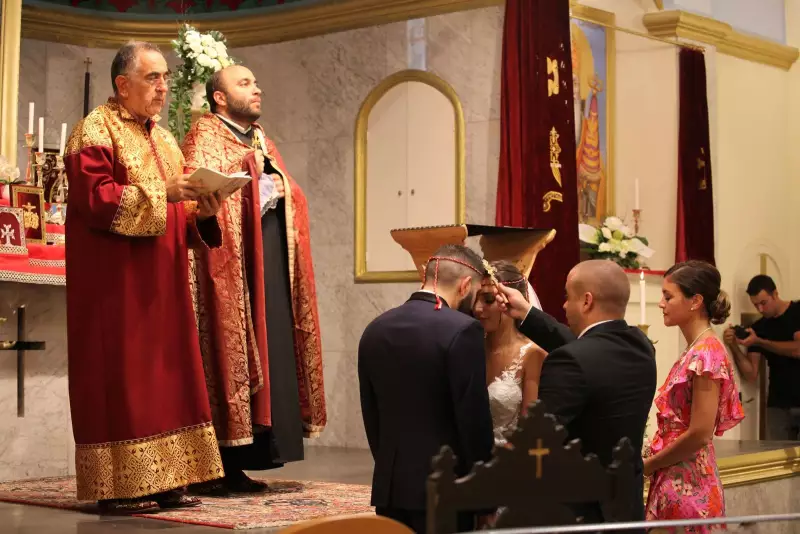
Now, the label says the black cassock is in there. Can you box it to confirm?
[217,123,305,471]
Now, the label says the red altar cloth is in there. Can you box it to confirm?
[0,198,65,285]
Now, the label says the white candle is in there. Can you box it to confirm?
[635,178,640,210]
[59,123,67,156]
[38,117,44,153]
[639,270,647,325]
[28,103,34,134]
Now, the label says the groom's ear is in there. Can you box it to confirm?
[458,276,472,296]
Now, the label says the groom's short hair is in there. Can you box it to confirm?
[424,244,484,287]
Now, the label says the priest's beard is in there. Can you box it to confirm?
[226,95,261,125]
[456,289,477,316]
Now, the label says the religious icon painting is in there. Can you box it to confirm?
[0,206,27,256]
[10,185,46,244]
[570,6,615,226]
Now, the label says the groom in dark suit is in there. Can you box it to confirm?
[358,244,494,534]
[499,260,656,529]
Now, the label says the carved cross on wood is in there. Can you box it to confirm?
[528,438,550,478]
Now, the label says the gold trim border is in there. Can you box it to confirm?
[354,69,466,284]
[0,0,22,167]
[643,10,799,70]
[717,445,800,488]
[20,0,502,49]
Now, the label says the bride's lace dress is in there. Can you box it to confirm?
[487,342,532,445]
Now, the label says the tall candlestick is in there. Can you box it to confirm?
[38,117,44,153]
[59,123,67,156]
[635,179,640,210]
[639,270,647,325]
[28,103,34,134]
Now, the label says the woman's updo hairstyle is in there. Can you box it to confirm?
[490,260,529,303]
[664,260,730,325]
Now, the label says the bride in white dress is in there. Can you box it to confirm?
[473,261,547,445]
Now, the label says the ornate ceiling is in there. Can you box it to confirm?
[31,0,309,15]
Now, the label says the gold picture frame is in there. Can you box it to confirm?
[354,69,466,284]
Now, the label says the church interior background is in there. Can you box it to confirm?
[1,0,800,531]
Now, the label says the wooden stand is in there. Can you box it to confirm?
[0,306,46,417]
[390,224,556,281]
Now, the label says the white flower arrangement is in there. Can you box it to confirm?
[0,156,20,184]
[168,24,234,142]
[579,216,654,269]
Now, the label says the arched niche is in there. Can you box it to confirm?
[354,69,466,283]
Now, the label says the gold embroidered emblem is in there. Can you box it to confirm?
[21,202,40,230]
[550,127,562,186]
[547,57,560,97]
[542,191,563,212]
[697,147,708,190]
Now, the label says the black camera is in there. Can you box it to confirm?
[733,325,750,340]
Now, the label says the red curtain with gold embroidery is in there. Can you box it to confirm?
[676,48,715,265]
[496,0,579,321]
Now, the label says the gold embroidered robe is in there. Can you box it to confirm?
[182,113,326,441]
[64,99,224,501]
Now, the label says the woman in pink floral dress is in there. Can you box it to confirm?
[645,260,745,532]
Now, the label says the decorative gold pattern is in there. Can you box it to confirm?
[75,422,224,501]
[547,57,560,97]
[0,270,65,285]
[549,127,563,187]
[66,100,175,237]
[643,10,799,70]
[697,147,708,191]
[29,258,65,268]
[183,116,260,445]
[354,69,466,283]
[20,0,503,49]
[542,191,564,213]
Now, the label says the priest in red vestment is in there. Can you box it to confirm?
[64,42,225,514]
[181,65,326,495]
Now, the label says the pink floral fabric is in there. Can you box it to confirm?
[645,336,744,533]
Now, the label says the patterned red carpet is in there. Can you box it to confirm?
[0,476,373,529]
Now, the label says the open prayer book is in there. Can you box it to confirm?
[188,167,252,198]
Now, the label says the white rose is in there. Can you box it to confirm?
[201,34,215,47]
[578,224,600,245]
[185,31,201,44]
[621,225,634,238]
[215,42,228,58]
[196,53,212,67]
[604,216,623,231]
[598,243,612,253]
[211,59,222,71]
[205,46,218,59]
[601,227,613,240]
[219,57,231,68]
[629,237,655,259]
[190,41,204,55]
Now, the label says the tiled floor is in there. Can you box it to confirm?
[0,446,374,533]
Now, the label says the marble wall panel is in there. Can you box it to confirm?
[0,284,70,481]
[725,476,800,533]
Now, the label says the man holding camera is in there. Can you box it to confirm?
[725,275,800,440]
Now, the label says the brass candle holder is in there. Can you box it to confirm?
[24,134,35,185]
[54,155,68,204]
[633,208,642,236]
[33,152,46,188]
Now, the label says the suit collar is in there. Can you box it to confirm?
[408,291,450,308]
[580,319,629,337]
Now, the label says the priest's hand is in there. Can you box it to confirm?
[167,173,202,202]
[271,174,285,198]
[496,284,533,321]
[197,192,223,221]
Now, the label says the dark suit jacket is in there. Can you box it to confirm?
[358,292,494,510]
[520,311,657,523]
